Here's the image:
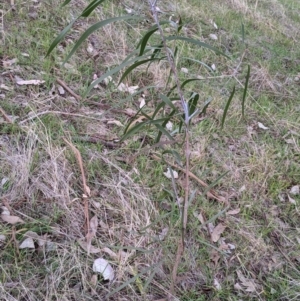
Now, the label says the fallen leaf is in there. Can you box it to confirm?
[107,120,124,127]
[163,168,178,179]
[287,194,296,205]
[102,247,118,260]
[90,274,98,287]
[209,34,218,40]
[57,85,65,95]
[16,79,45,86]
[1,206,10,215]
[257,122,268,130]
[86,215,98,255]
[125,7,134,14]
[181,67,189,74]
[166,121,173,131]
[236,270,257,292]
[3,58,18,68]
[1,215,24,224]
[0,84,12,91]
[210,250,220,266]
[227,208,240,215]
[139,97,146,108]
[195,212,205,225]
[93,258,114,281]
[77,238,101,254]
[87,43,94,53]
[290,185,299,195]
[19,237,35,249]
[117,83,139,94]
[213,277,221,290]
[211,223,226,242]
[158,227,169,241]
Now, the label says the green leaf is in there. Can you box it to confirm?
[121,121,148,142]
[242,64,250,117]
[188,92,199,118]
[46,19,76,57]
[203,171,229,195]
[61,0,72,6]
[137,22,169,56]
[64,15,142,64]
[166,36,230,58]
[163,150,182,166]
[155,109,177,143]
[160,94,177,110]
[241,22,245,44]
[177,16,183,33]
[85,53,151,95]
[154,123,174,141]
[221,86,235,129]
[118,58,159,85]
[81,0,106,17]
[107,263,161,298]
[201,97,212,115]
[181,57,213,72]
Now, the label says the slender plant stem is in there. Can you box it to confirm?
[148,1,191,297]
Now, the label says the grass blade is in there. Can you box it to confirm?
[107,263,161,298]
[242,64,250,117]
[61,0,72,6]
[118,58,159,85]
[81,0,106,17]
[166,36,230,58]
[46,19,76,56]
[64,15,142,64]
[221,86,235,129]
[137,22,169,56]
[85,53,151,95]
[241,22,245,44]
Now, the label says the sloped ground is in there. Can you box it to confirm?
[0,0,299,300]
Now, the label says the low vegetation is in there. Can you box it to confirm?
[0,0,299,300]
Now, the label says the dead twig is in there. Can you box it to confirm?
[56,78,82,101]
[0,106,12,123]
[150,153,225,203]
[63,138,90,236]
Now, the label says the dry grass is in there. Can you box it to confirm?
[0,0,300,300]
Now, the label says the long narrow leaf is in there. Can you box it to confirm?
[81,0,106,17]
[107,263,161,298]
[64,15,142,64]
[221,86,235,128]
[85,53,151,95]
[154,123,174,141]
[46,19,76,56]
[242,65,250,117]
[166,36,229,58]
[118,58,159,85]
[181,57,213,72]
[138,22,170,56]
[62,0,72,6]
[121,121,148,142]
[160,94,177,110]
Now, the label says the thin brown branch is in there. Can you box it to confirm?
[150,153,225,203]
[63,138,90,236]
[0,106,12,123]
[56,78,82,101]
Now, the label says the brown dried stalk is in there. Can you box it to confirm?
[63,138,90,236]
[148,1,190,297]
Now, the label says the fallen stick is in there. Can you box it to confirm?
[0,106,12,123]
[150,153,226,203]
[56,78,82,101]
